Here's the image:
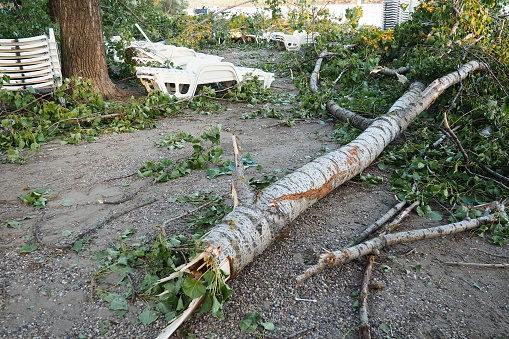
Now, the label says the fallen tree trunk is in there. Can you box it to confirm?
[156,60,488,336]
[201,80,425,274]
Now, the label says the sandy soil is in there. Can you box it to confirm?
[1,48,508,339]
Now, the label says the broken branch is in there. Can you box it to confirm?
[444,262,509,268]
[348,200,406,247]
[296,212,498,283]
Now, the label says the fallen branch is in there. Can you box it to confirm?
[309,50,334,93]
[370,66,413,83]
[347,200,406,247]
[359,255,375,339]
[296,212,498,283]
[326,101,373,130]
[382,200,420,234]
[444,262,509,268]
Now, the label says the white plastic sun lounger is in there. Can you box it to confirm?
[0,28,62,91]
[136,59,241,98]
[263,30,320,51]
[136,58,274,98]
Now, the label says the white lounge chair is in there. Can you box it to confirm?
[0,28,62,91]
[136,58,274,98]
[137,59,241,98]
[263,30,320,51]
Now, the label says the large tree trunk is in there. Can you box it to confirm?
[57,0,129,100]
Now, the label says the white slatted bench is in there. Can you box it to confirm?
[0,28,61,91]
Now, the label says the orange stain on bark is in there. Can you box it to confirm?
[274,170,347,202]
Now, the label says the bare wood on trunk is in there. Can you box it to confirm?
[297,213,498,283]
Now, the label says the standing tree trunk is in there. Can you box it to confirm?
[55,0,129,99]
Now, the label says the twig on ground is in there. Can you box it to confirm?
[359,255,375,339]
[472,248,509,259]
[444,262,509,268]
[34,198,157,249]
[162,200,215,227]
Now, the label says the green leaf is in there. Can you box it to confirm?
[62,230,73,236]
[426,210,443,221]
[6,220,22,228]
[261,322,275,331]
[109,295,128,311]
[211,295,223,318]
[61,198,74,207]
[379,323,391,334]
[19,243,38,253]
[138,307,159,326]
[199,294,213,314]
[71,239,84,252]
[239,312,261,332]
[182,278,206,299]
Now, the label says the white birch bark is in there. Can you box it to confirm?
[201,60,487,275]
[296,213,498,283]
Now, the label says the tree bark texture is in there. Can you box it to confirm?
[201,60,487,276]
[58,0,128,99]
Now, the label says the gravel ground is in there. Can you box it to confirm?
[1,48,508,339]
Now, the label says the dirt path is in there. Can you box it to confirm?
[1,48,508,339]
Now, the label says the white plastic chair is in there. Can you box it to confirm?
[0,28,62,91]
